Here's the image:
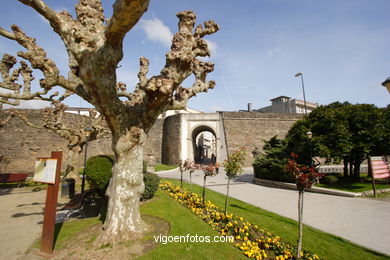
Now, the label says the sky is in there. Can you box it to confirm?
[0,0,389,112]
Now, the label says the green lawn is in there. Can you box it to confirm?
[44,179,390,260]
[316,177,390,193]
[154,164,177,172]
[165,179,389,260]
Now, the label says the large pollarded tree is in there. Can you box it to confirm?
[0,0,219,244]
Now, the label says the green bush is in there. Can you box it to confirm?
[85,155,113,195]
[252,136,295,183]
[86,155,158,200]
[321,175,339,184]
[142,173,160,200]
[253,156,295,183]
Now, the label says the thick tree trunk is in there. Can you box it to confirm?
[64,146,82,185]
[349,162,353,177]
[96,128,148,245]
[353,161,361,180]
[343,157,349,178]
[297,190,304,259]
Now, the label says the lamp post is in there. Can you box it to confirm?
[295,72,308,115]
[306,131,313,167]
[381,76,390,94]
[81,126,93,193]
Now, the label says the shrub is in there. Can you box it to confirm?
[86,155,159,200]
[252,136,295,183]
[142,173,160,200]
[85,155,113,195]
[321,175,339,184]
[253,156,295,183]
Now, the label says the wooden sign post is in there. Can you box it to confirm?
[368,156,390,198]
[33,151,62,257]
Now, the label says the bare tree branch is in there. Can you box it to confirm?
[133,10,219,119]
[105,0,150,47]
[0,27,16,40]
[0,109,16,128]
[0,25,83,105]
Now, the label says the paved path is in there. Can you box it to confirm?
[0,187,46,260]
[156,167,390,257]
[0,186,68,260]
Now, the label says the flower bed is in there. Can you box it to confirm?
[160,181,320,260]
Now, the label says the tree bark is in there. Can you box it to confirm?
[224,178,231,215]
[297,190,304,259]
[96,127,148,245]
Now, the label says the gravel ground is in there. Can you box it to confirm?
[0,186,68,260]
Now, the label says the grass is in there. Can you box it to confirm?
[165,179,390,260]
[365,192,390,199]
[38,179,390,260]
[316,176,390,193]
[154,164,177,172]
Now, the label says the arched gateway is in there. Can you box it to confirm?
[161,113,228,165]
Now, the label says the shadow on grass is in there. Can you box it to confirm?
[53,222,64,248]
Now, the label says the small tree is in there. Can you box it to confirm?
[285,153,322,259]
[223,148,246,215]
[178,159,187,188]
[185,161,199,192]
[201,164,216,204]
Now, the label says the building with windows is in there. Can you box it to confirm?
[256,96,318,114]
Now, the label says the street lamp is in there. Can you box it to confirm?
[306,131,313,167]
[381,76,390,94]
[295,72,308,115]
[81,126,93,193]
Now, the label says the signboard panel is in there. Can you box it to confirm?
[34,158,57,184]
[370,156,390,179]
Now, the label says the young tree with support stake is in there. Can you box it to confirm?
[285,152,322,259]
[178,159,187,188]
[0,0,219,245]
[186,161,199,193]
[223,148,246,215]
[201,165,216,204]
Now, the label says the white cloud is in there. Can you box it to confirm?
[206,40,218,56]
[140,18,173,47]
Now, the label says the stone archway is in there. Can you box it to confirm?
[191,125,216,164]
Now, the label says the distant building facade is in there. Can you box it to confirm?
[256,96,318,114]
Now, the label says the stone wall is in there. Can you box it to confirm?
[161,114,181,165]
[0,109,303,171]
[221,112,302,166]
[0,110,164,173]
[143,118,164,165]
